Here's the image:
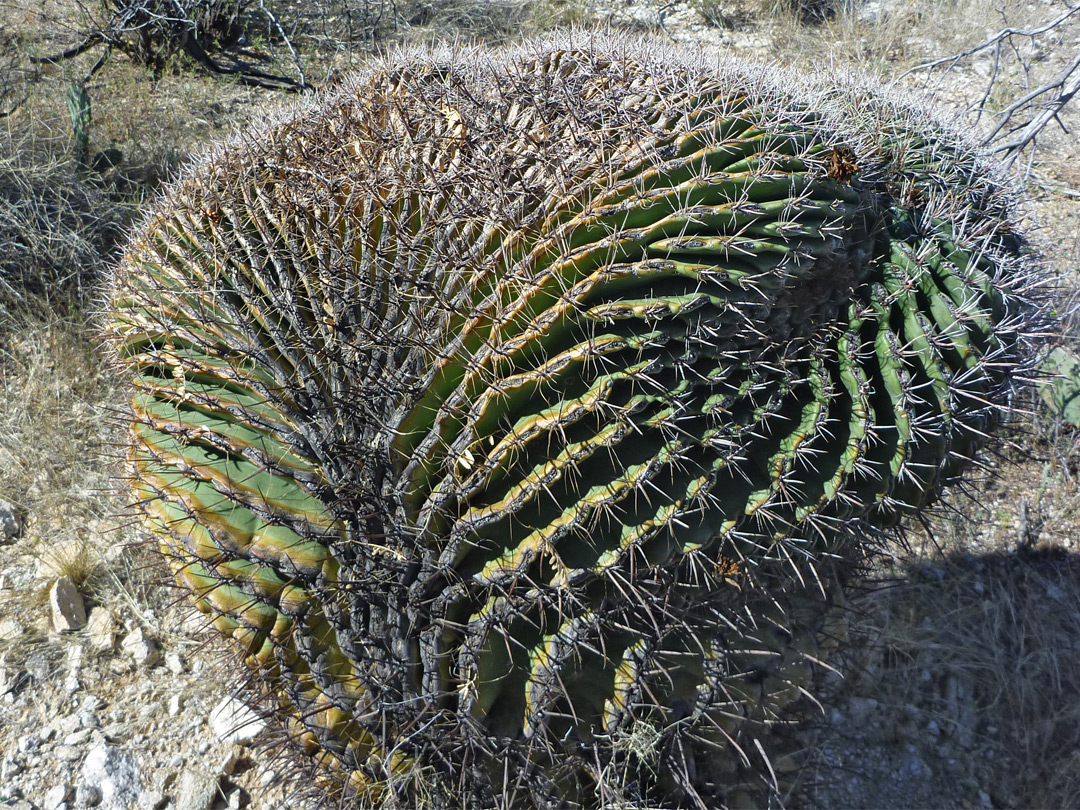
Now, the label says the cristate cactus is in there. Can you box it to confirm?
[109,33,1039,808]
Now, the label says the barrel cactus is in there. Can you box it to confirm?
[108,32,1041,808]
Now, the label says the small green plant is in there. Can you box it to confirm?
[108,32,1044,808]
[1038,346,1080,427]
[67,82,91,165]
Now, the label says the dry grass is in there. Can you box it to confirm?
[0,133,127,319]
[0,311,124,585]
[832,521,1080,808]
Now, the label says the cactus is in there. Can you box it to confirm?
[109,34,1041,808]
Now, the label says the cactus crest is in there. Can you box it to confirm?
[109,31,1041,808]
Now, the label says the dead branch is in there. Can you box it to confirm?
[898,2,1080,173]
[898,4,1080,81]
[28,0,310,91]
[984,50,1080,169]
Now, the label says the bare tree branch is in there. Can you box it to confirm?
[29,0,311,91]
[30,34,105,65]
[985,50,1080,169]
[257,0,307,90]
[898,2,1079,173]
[898,4,1080,81]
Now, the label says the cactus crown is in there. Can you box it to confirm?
[109,32,1040,808]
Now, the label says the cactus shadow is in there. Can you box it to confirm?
[794,544,1080,810]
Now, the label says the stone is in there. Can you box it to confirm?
[64,728,93,746]
[79,710,101,730]
[219,747,247,776]
[25,651,52,681]
[137,789,167,810]
[121,628,160,668]
[165,651,184,675]
[85,608,116,653]
[55,744,83,762]
[175,771,224,810]
[50,576,87,632]
[1,754,24,780]
[0,651,22,695]
[257,769,276,788]
[44,784,74,810]
[80,743,142,809]
[168,694,183,717]
[101,722,132,742]
[18,734,41,752]
[74,784,102,808]
[0,497,22,542]
[208,697,265,745]
[0,617,26,640]
[65,644,85,694]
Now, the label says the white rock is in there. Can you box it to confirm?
[64,728,92,746]
[80,743,142,809]
[18,734,41,752]
[165,651,184,675]
[1,755,24,780]
[138,789,167,810]
[168,694,183,717]
[121,628,160,667]
[74,784,101,808]
[0,652,20,695]
[176,771,223,810]
[79,710,101,729]
[209,696,265,745]
[85,608,116,653]
[43,784,73,810]
[220,746,244,775]
[0,618,26,640]
[55,744,82,762]
[50,577,87,632]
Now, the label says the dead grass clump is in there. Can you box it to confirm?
[0,313,124,559]
[396,0,586,44]
[0,135,128,318]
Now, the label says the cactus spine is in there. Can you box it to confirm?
[109,34,1039,808]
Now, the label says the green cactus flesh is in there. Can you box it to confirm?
[110,36,1036,807]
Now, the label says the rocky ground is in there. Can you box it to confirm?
[1,1,1079,808]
